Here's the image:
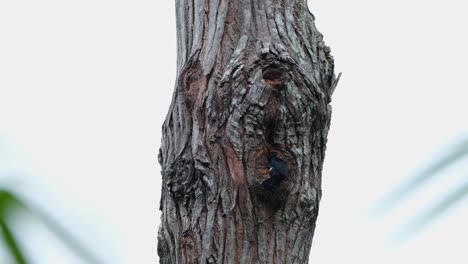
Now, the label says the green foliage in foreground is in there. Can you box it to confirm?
[376,137,468,239]
[0,189,102,264]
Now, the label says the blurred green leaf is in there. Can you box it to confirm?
[0,190,27,264]
[376,136,468,240]
[416,180,468,224]
[0,189,25,216]
[30,205,103,264]
[376,137,468,214]
[396,180,468,241]
[0,217,27,264]
[0,188,103,263]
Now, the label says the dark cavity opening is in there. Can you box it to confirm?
[262,66,286,87]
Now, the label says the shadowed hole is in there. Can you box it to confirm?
[262,67,286,86]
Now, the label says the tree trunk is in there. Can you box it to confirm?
[157,0,339,263]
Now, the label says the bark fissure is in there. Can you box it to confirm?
[158,1,338,263]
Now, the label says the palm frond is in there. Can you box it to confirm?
[375,137,468,214]
[395,180,468,240]
[0,218,27,264]
[375,136,468,240]
[0,188,103,263]
[0,190,27,264]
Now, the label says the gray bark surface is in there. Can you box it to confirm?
[158,1,339,263]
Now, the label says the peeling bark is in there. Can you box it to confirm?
[158,1,339,263]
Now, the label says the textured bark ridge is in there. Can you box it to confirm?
[158,1,339,263]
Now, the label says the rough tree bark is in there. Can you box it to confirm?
[157,0,339,263]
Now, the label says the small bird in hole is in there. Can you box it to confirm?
[262,156,288,192]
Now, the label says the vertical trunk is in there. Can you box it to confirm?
[158,0,339,263]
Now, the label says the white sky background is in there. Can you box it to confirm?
[1,0,468,263]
